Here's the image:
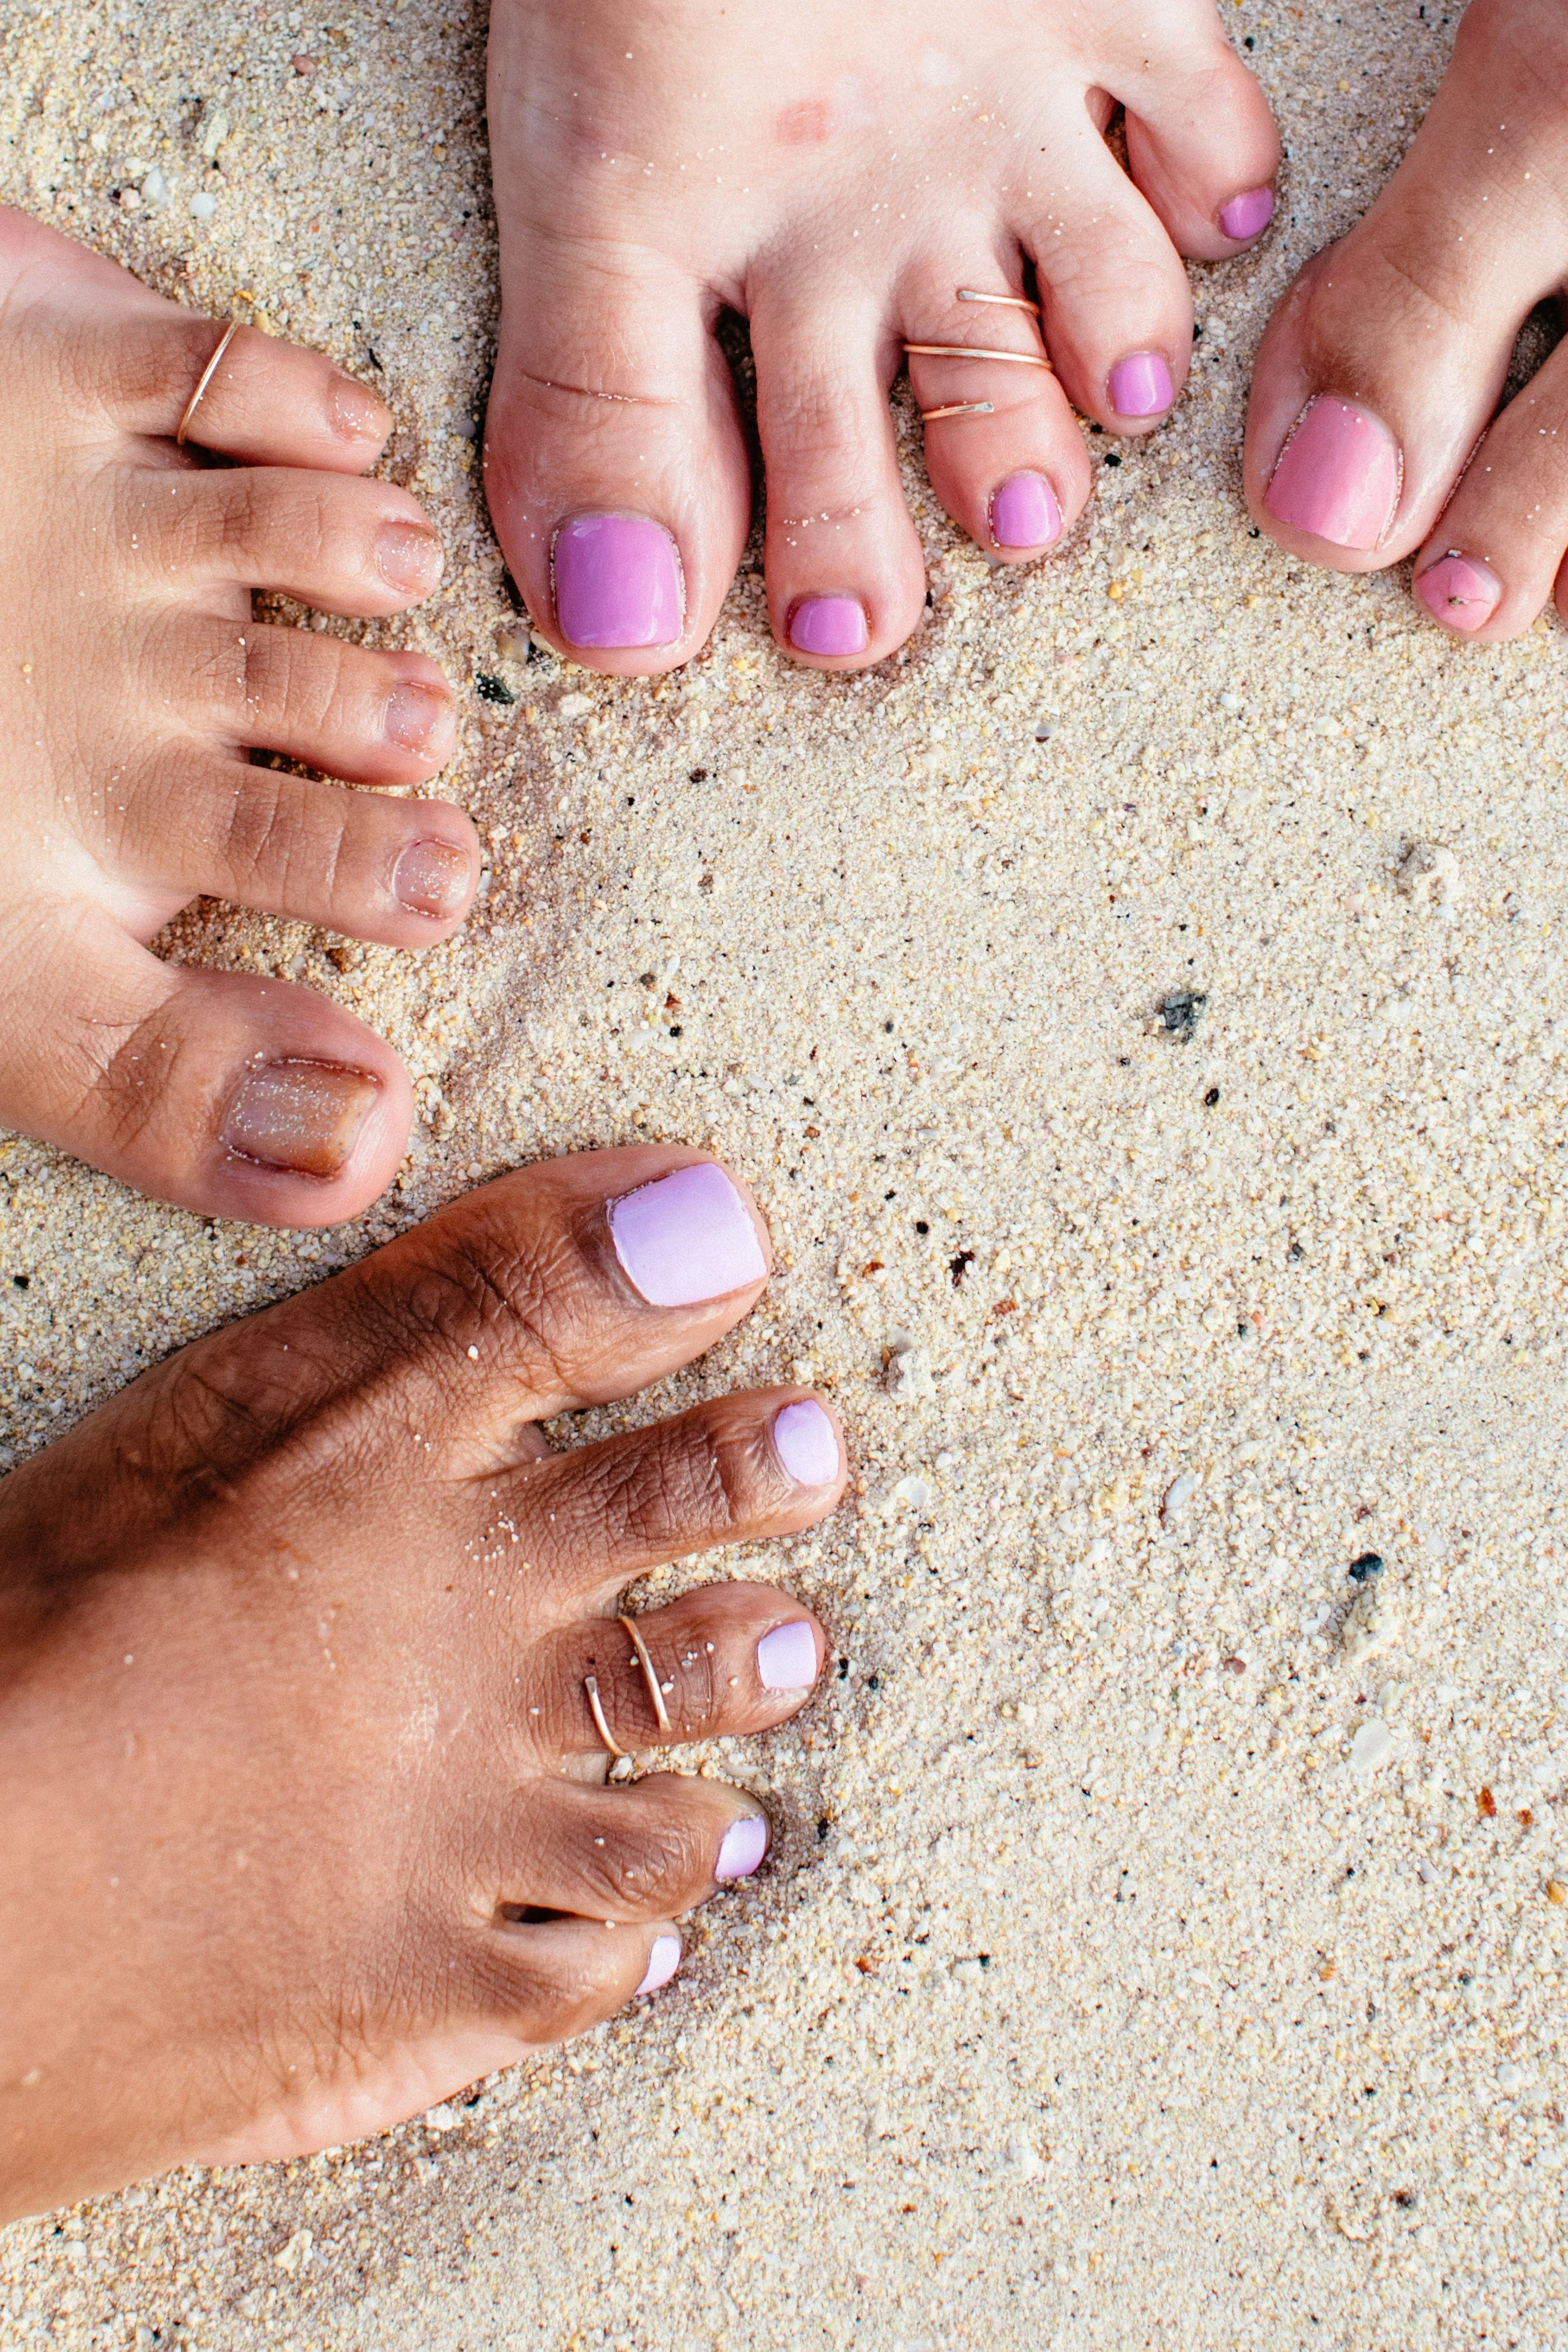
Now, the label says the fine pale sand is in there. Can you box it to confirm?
[5,4,1568,2345]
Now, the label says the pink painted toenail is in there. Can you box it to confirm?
[1219,186,1276,241]
[221,1060,378,1180]
[772,1399,841,1487]
[608,1162,767,1306]
[393,837,471,919]
[553,514,684,649]
[1416,552,1502,633]
[634,1934,682,1997]
[990,472,1062,552]
[1264,397,1401,552]
[788,596,869,658]
[715,1815,770,1882]
[756,1620,818,1691]
[1108,353,1173,419]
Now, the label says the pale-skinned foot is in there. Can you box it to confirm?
[485,0,1279,674]
[0,1148,843,2222]
[1246,0,1568,642]
[0,207,478,1225]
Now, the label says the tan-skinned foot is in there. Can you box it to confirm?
[0,1148,844,2223]
[484,0,1279,675]
[0,206,479,1225]
[1245,0,1568,643]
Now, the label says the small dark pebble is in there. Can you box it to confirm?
[11,1273,28,1289]
[914,1219,930,1235]
[689,767,708,782]
[949,1250,975,1288]
[1287,1241,1305,1263]
[1349,1552,1384,1582]
[817,1817,831,1843]
[1204,1085,1220,1107]
[1103,452,1123,468]
[474,673,516,705]
[1159,990,1207,1040]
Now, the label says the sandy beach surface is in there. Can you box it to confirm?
[4,2,1568,2344]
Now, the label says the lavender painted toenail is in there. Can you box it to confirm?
[715,1815,770,1883]
[553,513,684,649]
[756,1620,818,1692]
[393,837,471,919]
[1264,396,1401,552]
[990,471,1062,552]
[1416,552,1502,633]
[608,1162,767,1306]
[221,1060,378,1180]
[634,1933,681,1996]
[1108,353,1174,419]
[788,596,868,658]
[772,1399,841,1487]
[1219,186,1276,241]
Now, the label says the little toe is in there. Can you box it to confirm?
[484,253,750,675]
[0,912,411,1223]
[145,467,444,618]
[749,289,927,667]
[179,619,458,785]
[496,1777,772,1924]
[899,259,1091,562]
[1018,132,1193,434]
[1411,335,1568,639]
[1115,24,1281,260]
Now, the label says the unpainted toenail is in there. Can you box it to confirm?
[330,374,391,441]
[220,1060,379,1179]
[375,520,443,595]
[384,683,457,758]
[393,836,471,918]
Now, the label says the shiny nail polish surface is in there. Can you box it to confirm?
[990,471,1062,550]
[221,1060,378,1178]
[1264,396,1401,551]
[553,513,683,649]
[1219,186,1276,241]
[788,595,868,658]
[772,1399,841,1487]
[1416,552,1501,633]
[393,837,471,919]
[375,521,442,595]
[1108,353,1174,419]
[384,683,457,757]
[608,1162,767,1306]
[756,1620,818,1692]
[634,1934,681,1997]
[715,1815,770,1883]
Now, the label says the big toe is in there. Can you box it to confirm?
[1245,0,1568,572]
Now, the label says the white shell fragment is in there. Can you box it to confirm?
[1161,1470,1199,1522]
[885,1341,935,1401]
[1343,1576,1402,1667]
[1395,840,1461,916]
[1350,1719,1395,1776]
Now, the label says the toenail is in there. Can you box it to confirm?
[330,374,392,442]
[634,1933,682,1997]
[553,514,684,649]
[221,1060,379,1179]
[384,683,457,758]
[788,596,869,658]
[715,1815,770,1883]
[1108,354,1174,421]
[1219,186,1276,242]
[1416,552,1502,634]
[607,1162,767,1307]
[772,1398,842,1488]
[989,472,1062,553]
[1264,396,1401,552]
[375,521,444,595]
[756,1619,819,1693]
[393,837,471,919]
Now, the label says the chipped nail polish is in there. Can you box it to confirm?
[1415,552,1502,633]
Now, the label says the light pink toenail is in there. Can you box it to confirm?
[553,514,684,649]
[1219,186,1276,241]
[608,1162,767,1306]
[384,683,457,757]
[756,1620,818,1692]
[393,837,471,919]
[990,472,1062,552]
[715,1815,769,1882]
[1264,397,1402,552]
[634,1933,681,1996]
[1108,353,1173,419]
[788,596,868,658]
[375,521,443,595]
[1416,552,1502,633]
[772,1399,841,1487]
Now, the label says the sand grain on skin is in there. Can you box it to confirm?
[5,2,1568,2344]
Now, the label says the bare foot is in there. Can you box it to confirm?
[1246,0,1568,642]
[0,1149,842,2222]
[0,208,479,1225]
[484,0,1279,674]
